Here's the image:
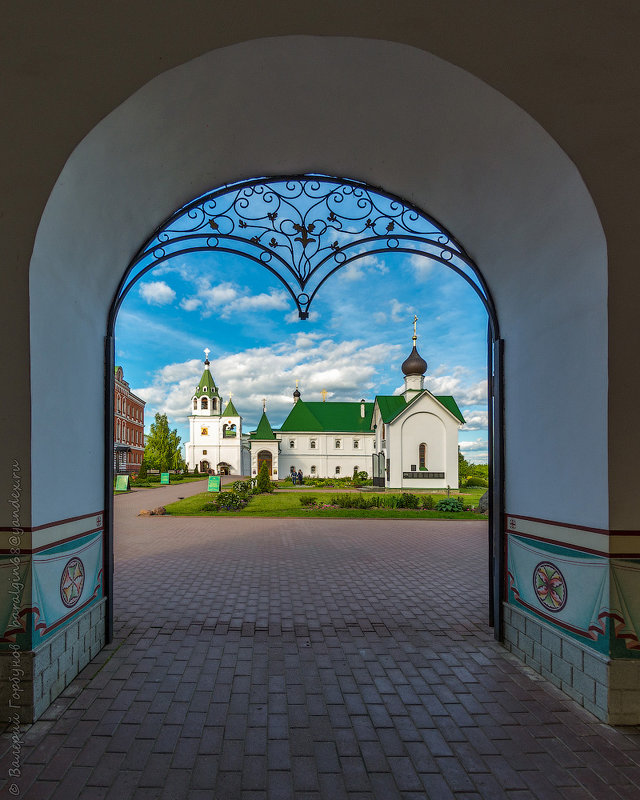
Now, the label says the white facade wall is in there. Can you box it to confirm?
[276,431,375,479]
[186,414,246,474]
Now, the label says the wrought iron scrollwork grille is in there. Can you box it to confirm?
[113,175,496,331]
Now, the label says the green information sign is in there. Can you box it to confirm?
[115,474,129,491]
[208,476,221,493]
[160,473,170,485]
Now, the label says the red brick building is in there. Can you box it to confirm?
[114,365,145,473]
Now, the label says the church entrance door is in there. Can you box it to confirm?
[257,450,273,476]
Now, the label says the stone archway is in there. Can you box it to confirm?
[17,36,622,723]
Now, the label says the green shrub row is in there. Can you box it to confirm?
[299,493,473,512]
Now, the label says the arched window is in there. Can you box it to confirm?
[193,398,197,410]
[419,443,427,470]
[335,466,341,475]
[201,397,208,410]
[116,420,121,440]
[311,465,316,474]
[212,398,217,411]
[117,396,121,412]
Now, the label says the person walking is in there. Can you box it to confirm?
[297,469,303,485]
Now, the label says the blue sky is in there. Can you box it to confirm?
[116,249,489,462]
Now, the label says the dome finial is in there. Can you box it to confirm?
[293,378,301,403]
[203,347,210,366]
[401,316,428,376]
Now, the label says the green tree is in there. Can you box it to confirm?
[256,460,274,493]
[458,447,472,485]
[144,413,182,472]
[137,457,148,480]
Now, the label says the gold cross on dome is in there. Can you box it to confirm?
[413,314,418,341]
[204,347,210,360]
[262,397,266,411]
[321,389,328,402]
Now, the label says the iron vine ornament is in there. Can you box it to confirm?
[116,176,494,323]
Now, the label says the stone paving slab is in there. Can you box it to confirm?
[2,511,640,798]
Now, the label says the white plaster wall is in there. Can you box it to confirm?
[278,431,374,479]
[401,413,446,473]
[29,36,607,528]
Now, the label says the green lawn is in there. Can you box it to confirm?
[114,476,208,494]
[164,490,487,520]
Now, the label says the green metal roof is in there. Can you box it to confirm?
[434,395,465,424]
[194,365,219,399]
[279,400,374,433]
[375,395,408,423]
[222,398,239,417]
[375,392,465,424]
[250,411,277,440]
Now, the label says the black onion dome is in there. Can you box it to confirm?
[401,344,428,376]
[293,387,301,398]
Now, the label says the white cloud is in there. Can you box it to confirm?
[459,438,488,452]
[139,281,176,305]
[229,290,289,313]
[180,297,202,311]
[390,298,414,322]
[179,278,290,319]
[459,437,489,464]
[134,337,402,432]
[408,253,436,281]
[426,366,487,407]
[338,257,389,282]
[461,410,488,430]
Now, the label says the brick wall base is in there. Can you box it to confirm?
[0,599,106,723]
[504,602,640,724]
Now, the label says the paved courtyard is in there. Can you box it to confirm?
[3,483,640,798]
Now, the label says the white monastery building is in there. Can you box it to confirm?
[186,326,464,488]
[184,348,251,476]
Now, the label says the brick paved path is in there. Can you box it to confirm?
[3,495,640,798]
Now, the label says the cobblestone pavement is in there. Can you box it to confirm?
[2,498,640,798]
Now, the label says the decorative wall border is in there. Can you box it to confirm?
[505,517,640,658]
[0,511,103,554]
[506,513,640,557]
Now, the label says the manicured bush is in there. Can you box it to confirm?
[422,495,435,510]
[201,492,248,512]
[435,497,465,512]
[298,495,318,507]
[397,493,420,509]
[214,492,248,511]
[465,476,488,488]
[193,465,199,475]
[137,459,148,480]
[256,461,274,493]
